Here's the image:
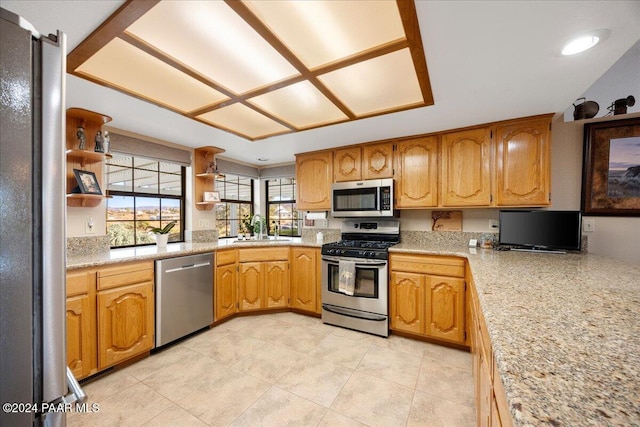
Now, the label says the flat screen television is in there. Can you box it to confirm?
[498,210,582,252]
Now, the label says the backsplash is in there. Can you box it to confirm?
[187,229,219,243]
[400,230,491,247]
[67,235,110,258]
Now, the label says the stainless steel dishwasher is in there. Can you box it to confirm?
[155,253,214,348]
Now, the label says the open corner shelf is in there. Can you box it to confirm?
[194,146,225,211]
[66,193,104,208]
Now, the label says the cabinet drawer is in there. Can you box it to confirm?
[390,254,465,277]
[216,249,238,266]
[97,261,154,291]
[238,247,289,262]
[66,269,95,297]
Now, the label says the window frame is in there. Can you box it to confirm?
[215,174,254,238]
[265,177,302,237]
[105,154,186,248]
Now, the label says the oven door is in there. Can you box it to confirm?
[321,255,388,315]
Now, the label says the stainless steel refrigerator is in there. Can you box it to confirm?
[1,8,85,426]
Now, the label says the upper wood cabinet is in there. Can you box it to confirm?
[296,151,333,211]
[395,137,439,208]
[441,127,492,207]
[333,142,394,182]
[334,147,362,182]
[362,142,394,180]
[494,117,551,206]
[194,146,224,211]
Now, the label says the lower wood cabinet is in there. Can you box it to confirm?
[66,268,97,379]
[390,253,466,345]
[96,261,154,369]
[238,247,289,312]
[290,247,320,314]
[66,260,154,378]
[215,248,238,322]
[470,276,513,427]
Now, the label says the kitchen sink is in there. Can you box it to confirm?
[233,237,291,244]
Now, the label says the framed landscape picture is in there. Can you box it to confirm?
[581,117,640,216]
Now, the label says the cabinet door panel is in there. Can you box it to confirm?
[442,128,491,206]
[495,118,550,206]
[427,275,465,343]
[265,261,289,309]
[66,294,93,379]
[239,262,263,311]
[334,147,362,182]
[296,151,333,210]
[98,282,154,369]
[395,137,438,208]
[216,264,237,321]
[390,272,425,334]
[290,248,317,312]
[362,142,394,179]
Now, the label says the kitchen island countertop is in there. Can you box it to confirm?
[391,243,640,426]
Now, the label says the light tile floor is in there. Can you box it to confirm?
[68,312,475,426]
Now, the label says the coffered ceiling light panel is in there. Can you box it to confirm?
[125,1,299,94]
[318,48,423,116]
[68,0,432,141]
[243,0,405,68]
[76,38,229,113]
[197,103,290,140]
[248,81,348,129]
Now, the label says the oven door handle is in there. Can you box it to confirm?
[323,304,387,321]
[321,256,387,267]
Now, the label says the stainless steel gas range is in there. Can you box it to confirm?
[321,219,400,337]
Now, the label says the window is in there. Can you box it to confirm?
[215,174,254,238]
[266,178,302,236]
[106,154,185,247]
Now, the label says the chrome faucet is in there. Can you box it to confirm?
[251,214,264,240]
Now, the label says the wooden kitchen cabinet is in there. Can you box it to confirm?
[296,151,333,210]
[334,146,362,182]
[470,275,513,427]
[441,127,492,207]
[215,249,238,321]
[96,261,154,369]
[390,253,466,344]
[290,247,320,314]
[238,247,289,312]
[390,271,426,335]
[194,146,225,210]
[494,116,551,206]
[65,108,111,208]
[395,136,439,208]
[66,268,97,380]
[362,141,394,180]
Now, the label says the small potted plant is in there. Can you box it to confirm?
[147,221,176,247]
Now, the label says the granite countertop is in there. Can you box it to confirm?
[68,239,640,425]
[66,237,323,269]
[391,243,640,427]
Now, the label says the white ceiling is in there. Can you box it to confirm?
[2,0,639,166]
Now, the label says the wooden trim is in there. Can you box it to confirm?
[397,0,434,105]
[67,0,160,72]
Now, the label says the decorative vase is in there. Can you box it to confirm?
[155,233,169,247]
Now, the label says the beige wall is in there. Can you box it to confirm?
[549,113,640,264]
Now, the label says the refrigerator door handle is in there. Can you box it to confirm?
[63,367,87,405]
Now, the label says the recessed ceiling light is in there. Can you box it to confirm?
[561,29,610,56]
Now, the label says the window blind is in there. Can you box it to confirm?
[109,132,191,167]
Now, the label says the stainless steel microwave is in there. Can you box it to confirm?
[331,178,394,217]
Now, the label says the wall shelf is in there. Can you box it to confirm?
[194,146,225,211]
[66,194,103,208]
